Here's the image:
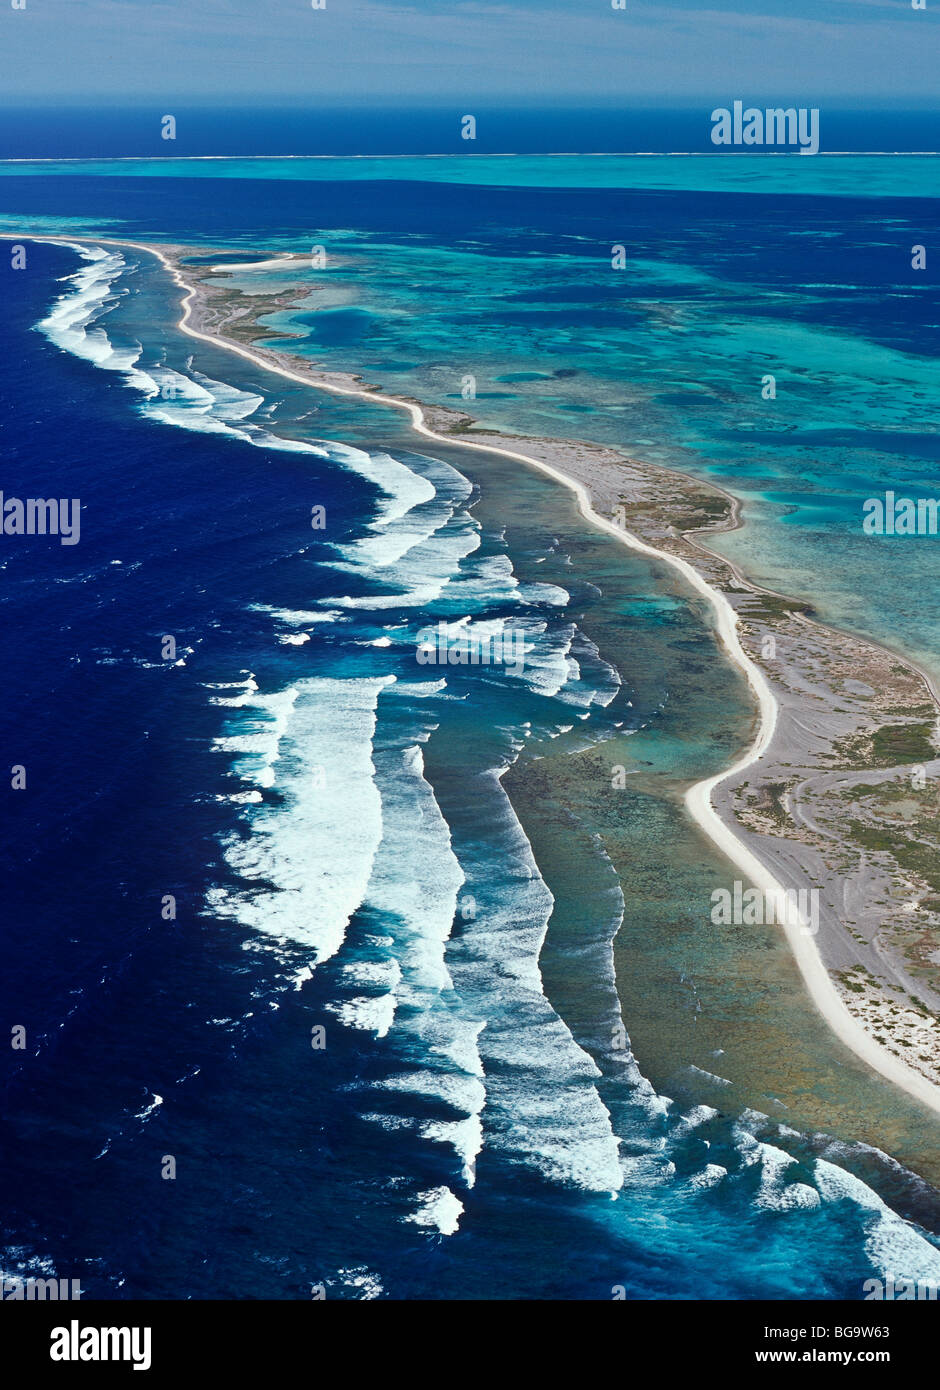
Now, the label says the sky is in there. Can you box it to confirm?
[0,0,937,105]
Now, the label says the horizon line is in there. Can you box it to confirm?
[0,152,934,165]
[0,151,938,164]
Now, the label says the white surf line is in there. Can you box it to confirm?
[0,152,929,163]
[208,256,304,272]
[16,232,940,1116]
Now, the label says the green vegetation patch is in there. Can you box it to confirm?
[870,721,936,766]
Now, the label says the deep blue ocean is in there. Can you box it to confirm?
[2,105,940,159]
[1,115,939,1300]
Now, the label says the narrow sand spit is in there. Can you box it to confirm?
[18,233,940,1117]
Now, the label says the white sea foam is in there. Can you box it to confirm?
[134,360,333,458]
[324,447,479,609]
[406,1186,464,1236]
[351,735,488,1183]
[566,631,622,708]
[340,959,403,990]
[420,615,617,710]
[328,994,398,1038]
[752,1143,821,1212]
[687,1064,733,1088]
[250,605,344,629]
[365,743,465,994]
[337,447,436,527]
[37,247,334,457]
[420,1115,484,1186]
[689,1163,728,1190]
[815,1158,940,1284]
[325,449,522,613]
[211,686,299,787]
[35,249,470,577]
[393,677,448,697]
[203,675,258,690]
[430,1021,486,1079]
[513,620,578,697]
[377,1068,487,1115]
[133,1092,164,1124]
[445,766,624,1195]
[335,1267,384,1300]
[328,509,482,610]
[206,674,394,961]
[326,957,403,1036]
[437,550,569,610]
[673,1104,719,1136]
[204,674,260,706]
[36,244,145,379]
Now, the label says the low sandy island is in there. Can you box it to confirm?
[17,233,940,1118]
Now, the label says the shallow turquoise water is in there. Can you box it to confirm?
[199,175,940,678]
[0,153,936,200]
